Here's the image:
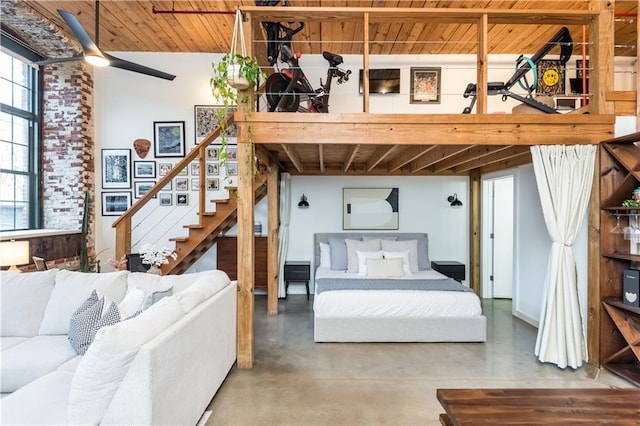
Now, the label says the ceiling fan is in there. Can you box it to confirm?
[37,1,175,81]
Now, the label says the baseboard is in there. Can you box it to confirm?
[513,310,539,327]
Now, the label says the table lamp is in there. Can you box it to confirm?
[0,240,30,272]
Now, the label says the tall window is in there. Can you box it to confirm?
[0,49,40,231]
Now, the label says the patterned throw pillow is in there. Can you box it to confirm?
[89,301,121,344]
[68,291,103,355]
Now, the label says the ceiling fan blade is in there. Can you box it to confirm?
[104,53,176,81]
[57,9,101,54]
[36,55,84,66]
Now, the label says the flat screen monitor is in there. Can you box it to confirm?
[569,78,589,94]
[359,68,400,94]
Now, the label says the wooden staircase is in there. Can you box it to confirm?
[112,112,272,274]
[162,173,268,274]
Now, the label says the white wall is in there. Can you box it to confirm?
[286,175,469,293]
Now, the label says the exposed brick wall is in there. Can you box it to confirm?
[1,0,96,260]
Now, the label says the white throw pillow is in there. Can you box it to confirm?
[356,250,383,277]
[39,270,128,335]
[367,258,405,277]
[68,296,185,425]
[117,287,145,319]
[127,270,222,294]
[345,239,381,273]
[381,250,413,276]
[381,240,419,273]
[319,242,331,268]
[1,269,57,337]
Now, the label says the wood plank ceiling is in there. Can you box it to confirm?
[8,1,637,176]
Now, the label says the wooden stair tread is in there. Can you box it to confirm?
[198,212,216,216]
[169,236,189,242]
[183,224,204,229]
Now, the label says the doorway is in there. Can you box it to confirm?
[482,175,514,300]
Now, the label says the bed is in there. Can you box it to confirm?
[313,233,486,343]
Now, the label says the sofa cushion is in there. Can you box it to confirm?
[57,356,82,373]
[0,335,76,392]
[1,370,74,425]
[0,337,29,351]
[1,270,57,337]
[174,271,232,314]
[39,270,128,335]
[68,295,185,425]
[127,270,228,294]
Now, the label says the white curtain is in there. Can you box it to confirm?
[531,145,596,369]
[277,173,291,298]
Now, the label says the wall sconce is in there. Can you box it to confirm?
[447,193,463,207]
[297,194,310,208]
[0,240,30,272]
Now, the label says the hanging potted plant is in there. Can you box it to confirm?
[209,8,264,186]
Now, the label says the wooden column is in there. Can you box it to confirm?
[114,217,131,260]
[267,161,280,315]
[586,147,601,373]
[469,169,481,295]
[236,10,255,369]
[362,12,370,113]
[476,14,488,114]
[589,1,615,114]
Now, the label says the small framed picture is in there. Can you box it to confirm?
[160,180,172,192]
[191,178,200,191]
[102,149,131,189]
[102,192,131,216]
[177,167,188,176]
[206,162,219,176]
[206,147,219,160]
[154,121,186,157]
[410,67,441,104]
[224,147,237,161]
[158,162,173,176]
[176,193,189,206]
[159,193,172,206]
[175,177,189,191]
[134,181,156,199]
[190,162,200,176]
[206,178,219,191]
[133,161,156,178]
[226,162,238,176]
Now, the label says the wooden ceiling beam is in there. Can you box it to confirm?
[387,145,437,172]
[366,145,399,172]
[242,113,615,145]
[280,144,303,173]
[478,151,533,174]
[343,144,361,172]
[411,145,471,172]
[431,145,512,173]
[454,145,531,172]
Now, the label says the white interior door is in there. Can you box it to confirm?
[482,175,514,299]
[492,176,514,299]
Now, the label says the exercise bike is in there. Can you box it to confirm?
[261,21,351,113]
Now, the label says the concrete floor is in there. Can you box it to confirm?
[206,296,632,426]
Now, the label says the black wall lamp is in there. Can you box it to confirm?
[447,193,463,207]
[298,194,310,208]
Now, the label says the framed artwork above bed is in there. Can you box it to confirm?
[343,187,399,230]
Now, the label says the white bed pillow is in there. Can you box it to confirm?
[345,239,382,273]
[319,242,331,268]
[382,250,413,276]
[367,258,405,277]
[381,240,419,273]
[356,250,383,277]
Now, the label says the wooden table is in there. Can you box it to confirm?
[437,388,640,425]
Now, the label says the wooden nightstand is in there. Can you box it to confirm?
[284,261,311,300]
[431,260,465,282]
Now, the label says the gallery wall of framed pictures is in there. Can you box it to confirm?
[100,107,237,216]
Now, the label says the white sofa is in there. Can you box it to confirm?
[0,268,237,425]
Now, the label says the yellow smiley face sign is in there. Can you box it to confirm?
[543,69,559,86]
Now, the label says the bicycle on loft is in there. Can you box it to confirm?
[260,20,352,113]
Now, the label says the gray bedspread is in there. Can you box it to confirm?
[315,277,472,295]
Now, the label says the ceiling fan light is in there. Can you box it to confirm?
[84,50,109,67]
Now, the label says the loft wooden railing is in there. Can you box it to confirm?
[112,114,235,260]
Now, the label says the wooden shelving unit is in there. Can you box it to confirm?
[599,134,640,386]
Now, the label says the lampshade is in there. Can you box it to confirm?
[84,47,110,67]
[298,194,310,208]
[0,240,30,272]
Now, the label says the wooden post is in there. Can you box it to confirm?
[476,14,488,114]
[198,145,206,223]
[363,12,370,113]
[114,217,131,260]
[586,147,601,374]
[589,1,615,114]
[469,169,481,295]
[267,161,280,315]
[236,9,255,369]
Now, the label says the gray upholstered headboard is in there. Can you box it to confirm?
[313,232,428,270]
